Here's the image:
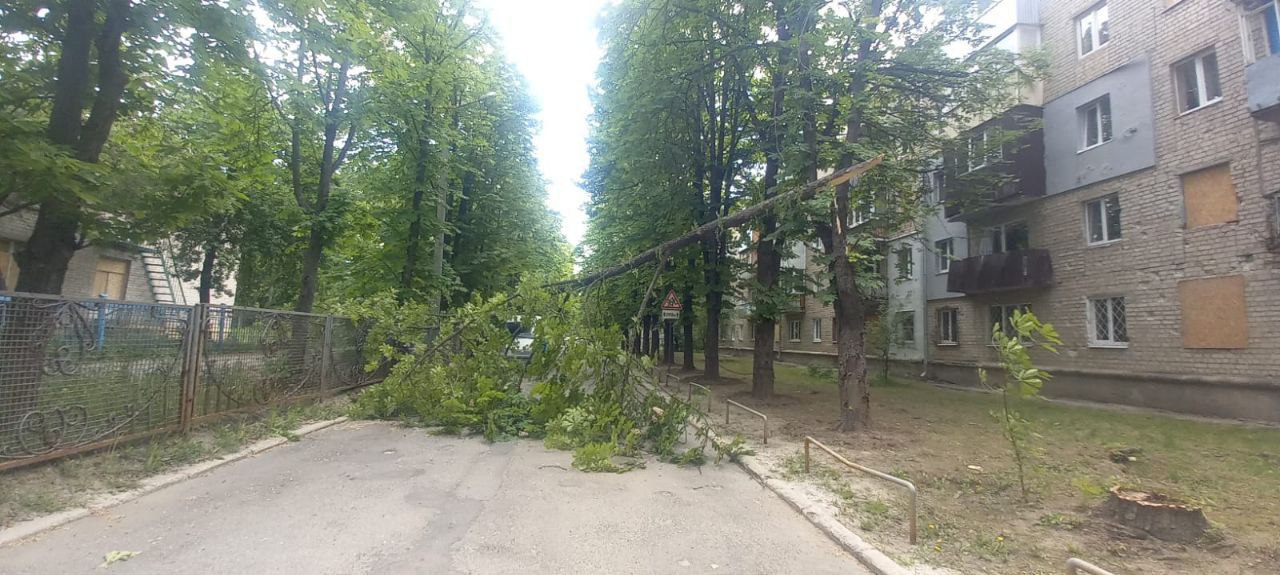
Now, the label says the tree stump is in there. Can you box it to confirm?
[1104,486,1209,543]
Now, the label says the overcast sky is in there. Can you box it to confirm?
[472,0,612,247]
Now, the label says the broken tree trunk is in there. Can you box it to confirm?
[545,158,881,292]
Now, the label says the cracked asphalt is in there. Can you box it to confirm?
[0,421,867,574]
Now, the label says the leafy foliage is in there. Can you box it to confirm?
[980,310,1063,501]
[350,281,716,470]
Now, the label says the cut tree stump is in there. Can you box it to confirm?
[1104,486,1209,543]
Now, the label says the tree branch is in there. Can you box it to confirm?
[547,157,882,291]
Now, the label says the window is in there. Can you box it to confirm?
[1076,2,1110,57]
[1181,164,1237,228]
[966,127,1002,173]
[896,311,915,343]
[788,319,802,342]
[851,202,875,226]
[935,239,954,273]
[1173,51,1221,113]
[984,222,1030,254]
[1078,95,1113,151]
[937,308,958,345]
[989,304,1031,339]
[1264,1,1279,56]
[895,245,914,280]
[0,240,21,290]
[1087,296,1129,347]
[812,318,823,342]
[1179,276,1248,349]
[1272,194,1280,240]
[923,170,945,205]
[93,258,130,300]
[1085,195,1122,244]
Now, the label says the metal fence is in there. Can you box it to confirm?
[0,292,374,471]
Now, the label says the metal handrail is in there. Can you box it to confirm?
[725,399,768,445]
[687,381,712,412]
[1066,558,1117,575]
[803,436,917,544]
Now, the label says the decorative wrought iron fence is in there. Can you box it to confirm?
[0,293,374,471]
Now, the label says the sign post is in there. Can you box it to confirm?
[661,289,682,320]
[660,290,682,365]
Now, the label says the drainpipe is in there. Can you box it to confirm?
[919,232,930,380]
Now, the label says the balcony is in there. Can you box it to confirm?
[946,249,1053,295]
[942,105,1046,220]
[1246,54,1280,122]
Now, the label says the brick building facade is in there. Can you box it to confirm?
[0,207,210,305]
[723,0,1280,422]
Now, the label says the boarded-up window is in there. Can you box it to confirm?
[1181,164,1237,228]
[0,239,20,289]
[93,258,130,300]
[1179,275,1247,349]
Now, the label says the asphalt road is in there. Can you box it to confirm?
[0,421,867,574]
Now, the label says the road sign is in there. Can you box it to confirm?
[662,309,679,320]
[661,289,683,311]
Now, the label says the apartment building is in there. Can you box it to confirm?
[723,0,1280,422]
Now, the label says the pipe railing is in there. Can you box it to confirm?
[1066,558,1117,575]
[803,436,917,544]
[687,381,712,413]
[725,399,768,445]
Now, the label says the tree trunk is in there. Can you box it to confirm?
[641,315,651,356]
[294,59,350,314]
[649,317,659,359]
[828,0,885,432]
[662,319,674,365]
[400,112,430,300]
[681,290,695,370]
[198,242,217,304]
[3,0,132,436]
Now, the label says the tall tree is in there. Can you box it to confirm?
[797,0,1027,430]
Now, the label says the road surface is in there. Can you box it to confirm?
[0,421,868,574]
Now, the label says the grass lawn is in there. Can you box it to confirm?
[686,352,1280,575]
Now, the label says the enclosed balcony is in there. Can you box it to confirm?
[945,249,1053,295]
[942,105,1046,220]
[1246,53,1280,122]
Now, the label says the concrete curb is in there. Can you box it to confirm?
[0,416,350,548]
[734,454,909,575]
[651,371,909,575]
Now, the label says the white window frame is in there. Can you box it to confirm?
[1076,2,1110,58]
[811,318,823,342]
[935,238,954,274]
[851,202,875,226]
[924,170,945,205]
[1173,50,1222,114]
[788,319,802,342]
[965,127,1003,173]
[1085,194,1122,245]
[937,307,959,345]
[1261,1,1280,57]
[1078,95,1113,152]
[1086,296,1129,348]
[895,245,914,280]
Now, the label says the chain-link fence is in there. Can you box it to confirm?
[0,293,374,471]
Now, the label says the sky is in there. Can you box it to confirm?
[472,0,613,247]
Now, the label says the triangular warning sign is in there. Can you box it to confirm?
[661,289,683,310]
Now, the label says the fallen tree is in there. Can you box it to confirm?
[547,157,882,291]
